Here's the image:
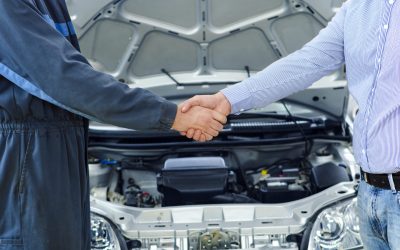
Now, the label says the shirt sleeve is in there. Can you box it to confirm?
[221,2,348,114]
[0,0,176,130]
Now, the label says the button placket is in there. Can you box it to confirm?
[362,0,395,169]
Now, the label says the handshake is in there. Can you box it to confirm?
[171,92,231,142]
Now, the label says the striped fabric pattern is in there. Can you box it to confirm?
[221,0,400,173]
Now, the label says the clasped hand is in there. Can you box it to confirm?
[171,92,231,142]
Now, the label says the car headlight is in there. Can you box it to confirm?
[91,214,123,250]
[308,198,363,249]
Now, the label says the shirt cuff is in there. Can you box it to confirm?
[158,101,177,130]
[221,82,254,114]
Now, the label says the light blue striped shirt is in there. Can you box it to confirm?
[221,0,400,174]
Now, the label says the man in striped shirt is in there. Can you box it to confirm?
[182,0,400,248]
[0,0,224,249]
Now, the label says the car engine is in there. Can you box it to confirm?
[89,145,351,208]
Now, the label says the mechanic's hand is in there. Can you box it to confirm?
[172,103,227,142]
[180,92,231,141]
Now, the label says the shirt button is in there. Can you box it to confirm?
[362,149,366,155]
[378,58,381,63]
[389,0,394,4]
[384,24,389,29]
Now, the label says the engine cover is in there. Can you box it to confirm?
[157,157,228,206]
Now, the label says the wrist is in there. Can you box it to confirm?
[171,104,183,131]
[216,92,231,115]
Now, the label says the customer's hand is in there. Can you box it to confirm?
[172,103,227,142]
[180,92,231,141]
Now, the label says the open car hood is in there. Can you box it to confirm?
[65,3,364,249]
[66,0,348,122]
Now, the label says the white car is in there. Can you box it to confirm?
[67,0,362,249]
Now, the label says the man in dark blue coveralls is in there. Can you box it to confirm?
[0,1,226,249]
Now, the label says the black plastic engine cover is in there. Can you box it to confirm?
[311,162,350,191]
[157,157,228,206]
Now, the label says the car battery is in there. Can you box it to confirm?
[256,180,308,203]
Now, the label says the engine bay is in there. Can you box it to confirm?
[89,142,353,208]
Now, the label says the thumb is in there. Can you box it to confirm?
[181,96,201,113]
[212,110,228,125]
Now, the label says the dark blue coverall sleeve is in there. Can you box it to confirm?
[0,0,177,130]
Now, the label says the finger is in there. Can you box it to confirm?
[181,96,200,113]
[186,128,195,139]
[180,131,186,136]
[212,111,227,124]
[205,126,219,137]
[193,130,202,141]
[204,133,213,141]
[210,120,224,132]
[199,134,206,142]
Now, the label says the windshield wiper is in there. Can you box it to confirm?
[225,111,329,137]
[228,112,318,123]
[245,65,251,77]
[161,68,182,87]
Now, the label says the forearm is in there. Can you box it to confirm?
[37,57,178,130]
[221,46,343,113]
